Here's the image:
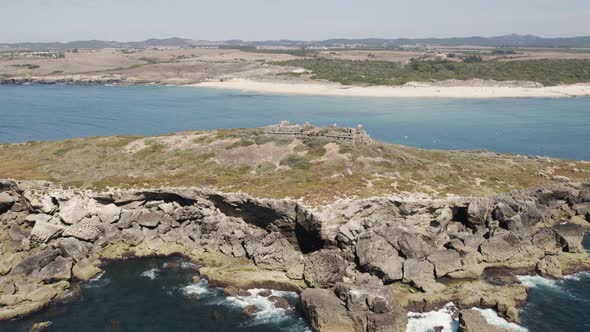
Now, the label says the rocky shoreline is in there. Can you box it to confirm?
[1,179,589,331]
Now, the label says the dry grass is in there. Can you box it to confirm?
[0,129,588,204]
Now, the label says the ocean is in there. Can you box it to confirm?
[1,85,589,160]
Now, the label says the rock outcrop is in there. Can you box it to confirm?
[0,179,589,331]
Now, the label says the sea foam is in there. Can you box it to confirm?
[182,279,210,296]
[225,289,298,325]
[140,267,160,280]
[471,308,528,332]
[406,302,459,332]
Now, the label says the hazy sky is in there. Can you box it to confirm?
[1,0,589,42]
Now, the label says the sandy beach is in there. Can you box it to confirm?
[194,79,590,98]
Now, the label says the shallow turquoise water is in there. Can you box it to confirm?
[1,85,589,160]
[0,257,310,332]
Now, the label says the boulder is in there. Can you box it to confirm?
[38,256,73,282]
[394,231,435,259]
[72,259,102,281]
[459,309,509,332]
[553,223,585,253]
[223,286,239,297]
[121,227,144,246]
[243,305,260,317]
[427,249,462,278]
[0,192,15,213]
[403,259,444,293]
[532,228,562,255]
[56,237,89,262]
[301,288,356,332]
[269,296,291,310]
[356,233,404,282]
[467,198,493,227]
[62,216,103,242]
[29,221,64,247]
[11,248,59,275]
[572,203,590,219]
[59,197,89,225]
[137,211,163,228]
[258,289,272,297]
[97,204,121,223]
[536,255,562,279]
[29,321,53,332]
[116,209,141,229]
[26,285,57,303]
[23,192,56,214]
[303,250,347,288]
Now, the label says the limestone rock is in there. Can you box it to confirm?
[97,204,121,223]
[553,223,585,253]
[56,237,90,262]
[403,258,445,293]
[467,198,493,227]
[29,321,53,332]
[59,197,89,225]
[269,296,290,310]
[427,249,462,278]
[62,216,103,242]
[11,248,59,275]
[23,192,56,214]
[0,192,15,213]
[536,255,562,279]
[356,233,404,282]
[121,227,144,246]
[243,304,260,317]
[26,285,58,303]
[303,250,347,288]
[301,288,356,332]
[72,260,102,281]
[38,256,73,282]
[459,309,509,332]
[29,221,63,247]
[137,211,163,228]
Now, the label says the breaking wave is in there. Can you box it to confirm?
[406,302,459,332]
[140,267,160,280]
[471,308,528,332]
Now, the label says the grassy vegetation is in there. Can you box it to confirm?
[273,58,590,86]
[0,129,588,204]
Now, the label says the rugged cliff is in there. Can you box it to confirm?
[0,179,589,331]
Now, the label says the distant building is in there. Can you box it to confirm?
[264,121,373,145]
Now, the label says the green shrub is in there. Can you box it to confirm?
[279,154,311,170]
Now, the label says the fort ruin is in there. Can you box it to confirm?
[264,121,374,145]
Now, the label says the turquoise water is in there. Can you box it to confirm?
[1,85,589,160]
[0,257,310,332]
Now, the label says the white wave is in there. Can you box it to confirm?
[180,260,200,269]
[90,271,105,281]
[471,308,528,332]
[406,302,459,332]
[182,279,210,296]
[563,271,590,281]
[225,289,297,325]
[516,275,558,288]
[140,267,160,280]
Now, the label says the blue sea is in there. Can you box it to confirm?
[1,85,590,160]
[0,85,589,331]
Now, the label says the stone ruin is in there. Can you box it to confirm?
[264,121,373,145]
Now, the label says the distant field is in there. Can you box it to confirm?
[274,58,590,86]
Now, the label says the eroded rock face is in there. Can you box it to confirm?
[303,250,347,288]
[459,309,509,332]
[0,179,589,331]
[356,232,403,282]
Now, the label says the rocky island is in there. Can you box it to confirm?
[0,124,589,331]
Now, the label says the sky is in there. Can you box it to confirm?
[1,0,589,43]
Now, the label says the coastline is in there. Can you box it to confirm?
[193,78,590,98]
